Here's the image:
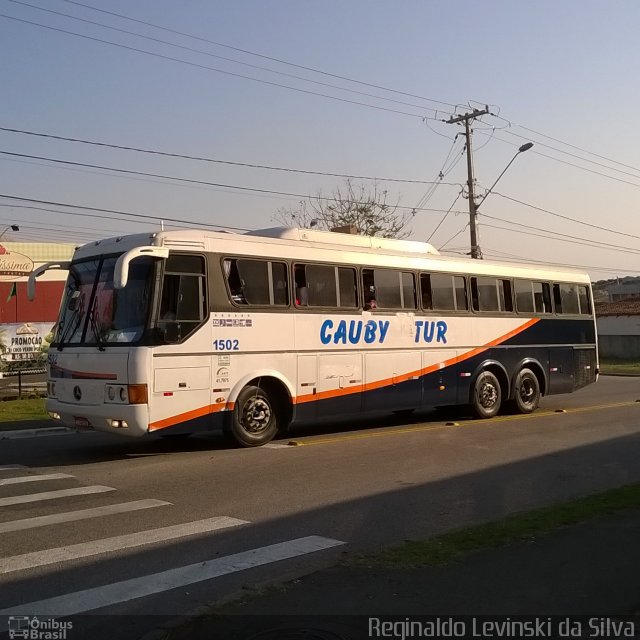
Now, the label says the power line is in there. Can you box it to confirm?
[0,151,466,214]
[0,126,461,186]
[7,0,444,117]
[0,13,439,121]
[501,128,640,180]
[438,223,468,251]
[481,221,640,256]
[0,194,254,231]
[0,210,134,235]
[482,132,640,189]
[427,190,463,242]
[413,135,464,210]
[61,0,461,112]
[492,192,640,241]
[481,248,640,275]
[513,123,640,175]
[0,154,297,203]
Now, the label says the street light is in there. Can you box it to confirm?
[476,142,534,212]
[470,142,533,259]
[0,224,19,240]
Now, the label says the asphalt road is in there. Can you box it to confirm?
[1,376,640,638]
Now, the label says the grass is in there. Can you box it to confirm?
[0,398,48,424]
[355,483,640,568]
[600,358,640,376]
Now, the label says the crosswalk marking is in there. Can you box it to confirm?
[0,516,249,574]
[0,536,346,616]
[0,499,171,534]
[0,486,115,508]
[0,473,74,487]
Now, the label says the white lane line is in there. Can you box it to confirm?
[0,465,27,471]
[0,473,74,486]
[0,499,171,534]
[0,535,345,616]
[0,486,115,507]
[0,516,249,574]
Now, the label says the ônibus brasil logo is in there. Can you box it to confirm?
[7,616,73,639]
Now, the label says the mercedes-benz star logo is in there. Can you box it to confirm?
[73,385,82,401]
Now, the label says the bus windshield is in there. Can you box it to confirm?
[54,256,154,348]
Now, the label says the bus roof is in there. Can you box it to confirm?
[71,227,591,284]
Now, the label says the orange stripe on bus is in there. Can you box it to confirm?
[294,318,540,405]
[149,401,230,431]
[150,319,541,421]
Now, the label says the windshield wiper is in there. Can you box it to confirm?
[88,296,106,352]
[56,288,83,352]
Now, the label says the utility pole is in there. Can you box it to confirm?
[446,108,488,259]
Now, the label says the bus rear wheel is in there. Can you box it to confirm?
[513,368,540,414]
[472,371,502,418]
[228,385,278,447]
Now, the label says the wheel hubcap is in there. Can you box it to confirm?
[479,382,498,408]
[241,397,271,434]
[519,379,534,404]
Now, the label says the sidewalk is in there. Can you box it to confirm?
[158,508,640,639]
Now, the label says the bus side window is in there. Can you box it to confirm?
[420,274,434,310]
[577,285,591,315]
[294,264,308,306]
[223,259,247,304]
[533,282,551,313]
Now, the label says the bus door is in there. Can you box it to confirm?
[150,355,212,433]
[364,351,422,412]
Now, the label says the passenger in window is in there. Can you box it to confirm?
[364,293,377,310]
[231,286,247,304]
[296,286,308,306]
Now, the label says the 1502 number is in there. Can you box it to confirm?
[213,339,239,351]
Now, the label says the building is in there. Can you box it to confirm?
[0,242,75,367]
[592,276,640,303]
[595,300,640,360]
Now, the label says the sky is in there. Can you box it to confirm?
[2,0,640,281]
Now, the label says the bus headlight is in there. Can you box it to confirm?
[105,384,148,405]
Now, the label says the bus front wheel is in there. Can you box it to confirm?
[513,368,540,414]
[472,371,502,419]
[228,385,278,447]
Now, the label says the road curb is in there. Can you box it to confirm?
[0,426,72,439]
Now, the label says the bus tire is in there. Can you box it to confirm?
[228,385,278,447]
[513,368,540,414]
[472,371,502,419]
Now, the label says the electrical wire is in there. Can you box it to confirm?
[413,135,462,210]
[514,123,640,175]
[501,128,640,180]
[438,223,468,251]
[481,248,640,276]
[492,192,640,241]
[0,194,254,231]
[427,190,463,242]
[0,13,440,121]
[481,222,640,256]
[61,0,462,111]
[479,132,640,189]
[0,151,466,214]
[7,0,445,117]
[0,126,461,186]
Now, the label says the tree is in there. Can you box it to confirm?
[273,179,413,239]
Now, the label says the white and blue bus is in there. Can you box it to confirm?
[29,226,598,447]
